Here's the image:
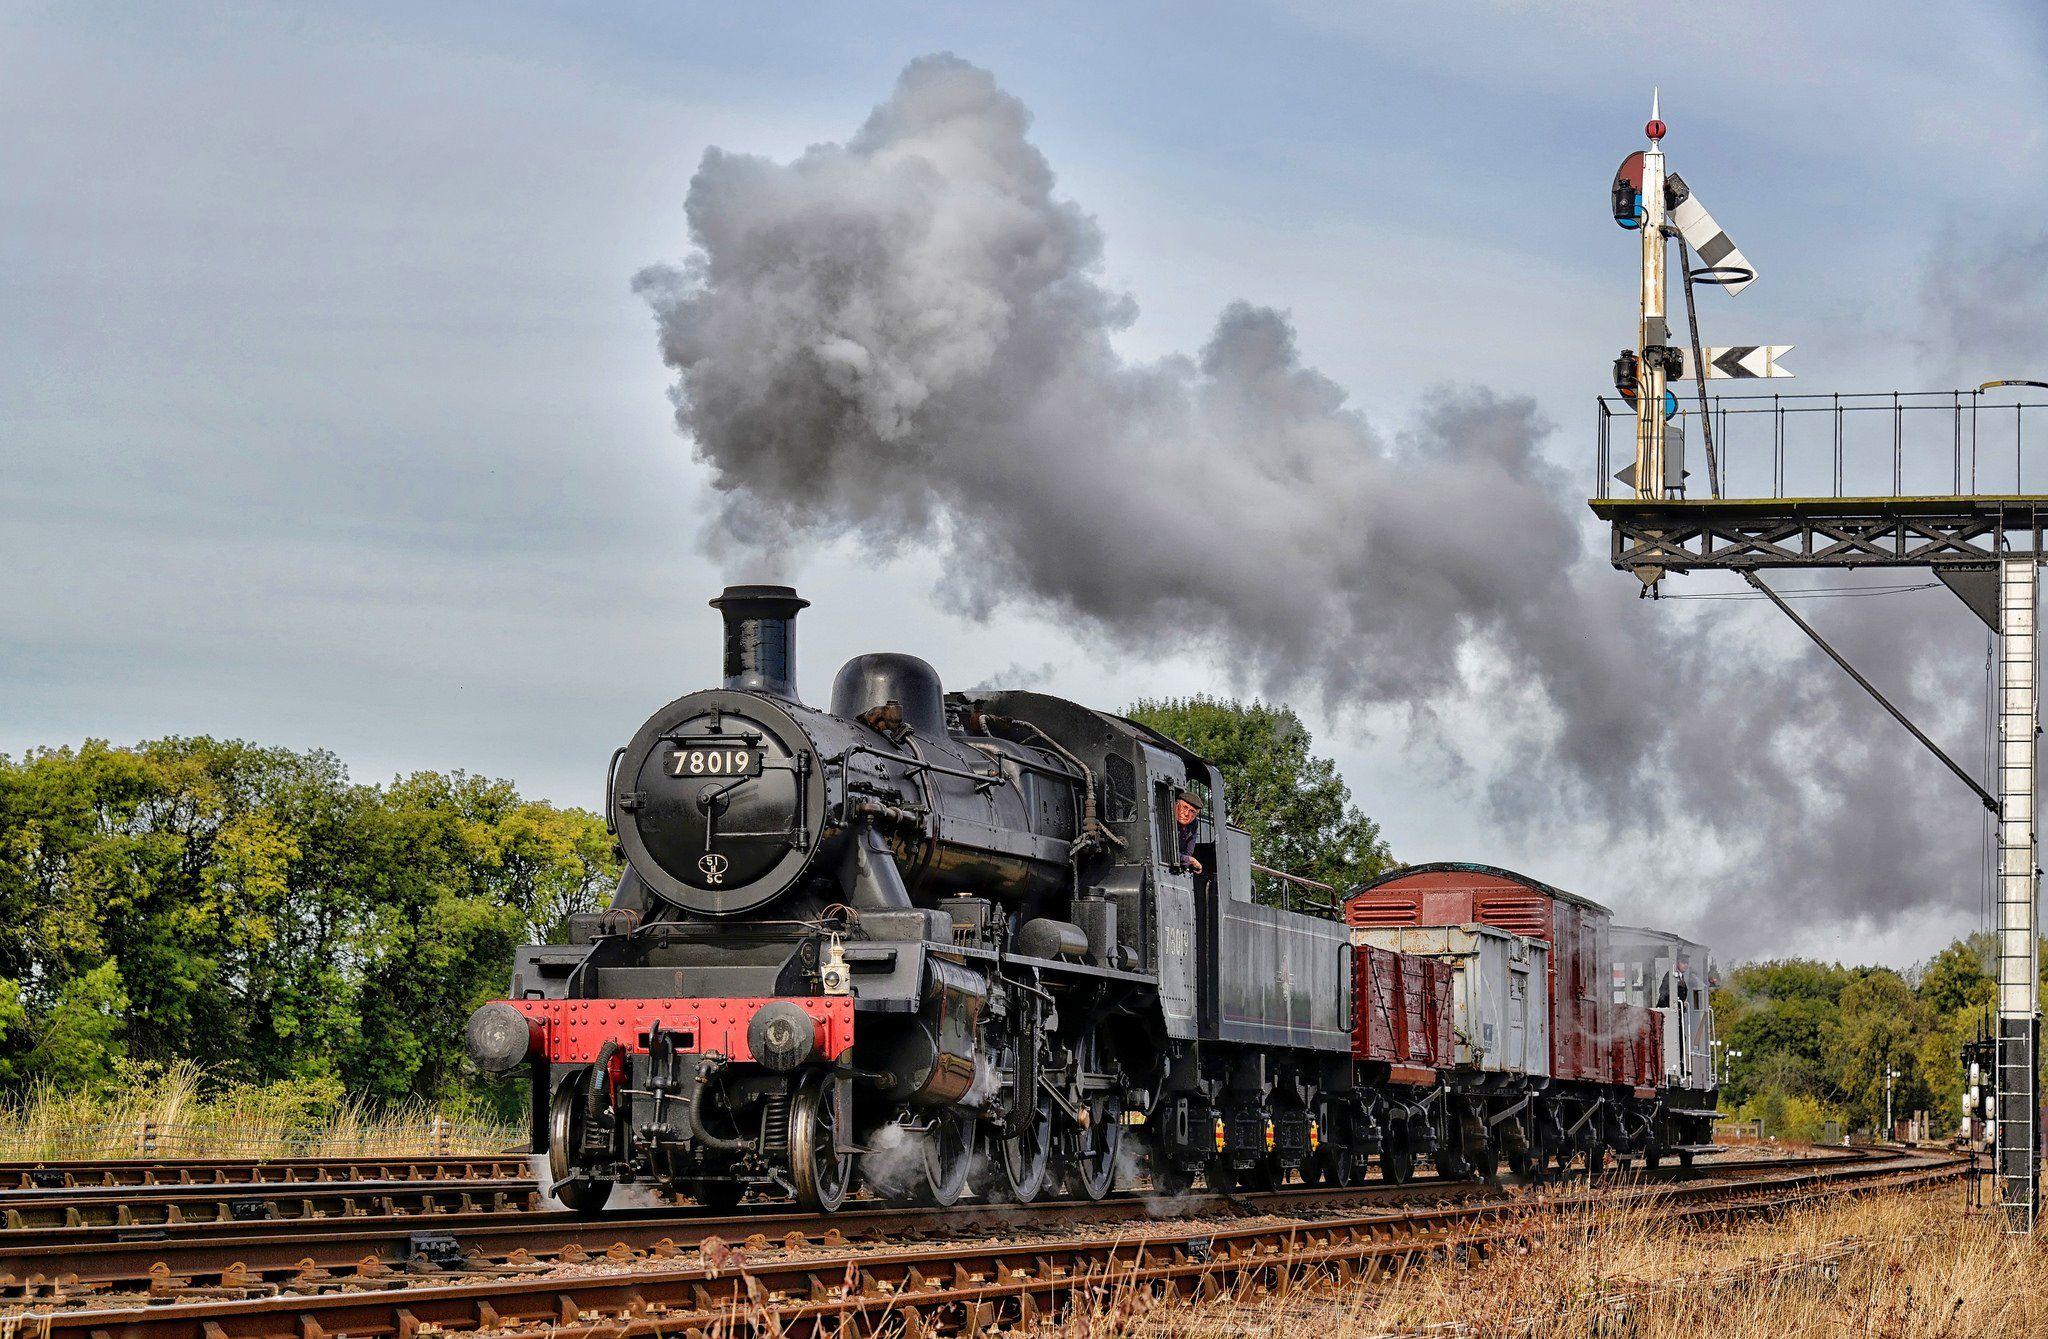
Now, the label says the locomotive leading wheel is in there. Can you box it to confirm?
[788,1077,851,1214]
[546,1070,614,1214]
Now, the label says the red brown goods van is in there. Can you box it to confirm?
[1351,940,1455,1078]
[1346,863,1651,1088]
[1612,1002,1664,1092]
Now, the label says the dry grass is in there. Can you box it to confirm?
[0,1064,518,1160]
[1078,1179,2043,1337]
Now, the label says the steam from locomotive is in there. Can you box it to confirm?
[633,53,1981,958]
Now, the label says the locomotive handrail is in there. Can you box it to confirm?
[1250,862,1334,892]
[603,746,627,834]
[1250,861,1338,916]
[831,743,1002,790]
[962,739,1074,783]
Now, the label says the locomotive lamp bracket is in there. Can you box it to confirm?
[820,936,851,996]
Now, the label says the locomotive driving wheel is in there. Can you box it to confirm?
[986,1096,1053,1203]
[787,1075,852,1213]
[920,1112,976,1207]
[1063,1095,1123,1200]
[546,1070,614,1214]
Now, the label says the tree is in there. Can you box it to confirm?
[1125,696,1393,906]
[1711,958,1861,1109]
[0,738,618,1102]
[1822,969,1928,1132]
[1914,933,1995,1015]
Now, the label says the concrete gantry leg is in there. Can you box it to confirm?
[1997,554,2040,1232]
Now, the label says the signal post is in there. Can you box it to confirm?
[1592,96,2044,1230]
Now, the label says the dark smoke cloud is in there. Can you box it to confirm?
[636,54,1985,956]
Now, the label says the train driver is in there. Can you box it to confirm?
[1174,793,1204,875]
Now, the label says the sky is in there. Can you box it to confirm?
[5,1,2046,966]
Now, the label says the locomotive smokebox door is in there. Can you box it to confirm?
[611,688,826,916]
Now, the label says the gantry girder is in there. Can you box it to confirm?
[1592,496,2048,573]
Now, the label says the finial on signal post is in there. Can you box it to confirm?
[1647,88,1665,143]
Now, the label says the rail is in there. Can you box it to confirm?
[1595,389,2048,502]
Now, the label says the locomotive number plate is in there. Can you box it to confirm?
[668,746,763,778]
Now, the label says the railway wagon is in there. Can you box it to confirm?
[1346,864,1674,1171]
[1611,925,1721,1159]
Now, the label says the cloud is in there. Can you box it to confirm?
[633,54,1991,957]
[1918,224,2048,384]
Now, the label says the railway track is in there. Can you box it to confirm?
[1,1146,1951,1337]
[0,1149,1859,1291]
[0,1180,540,1233]
[0,1155,530,1192]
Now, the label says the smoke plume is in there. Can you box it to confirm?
[636,54,1985,956]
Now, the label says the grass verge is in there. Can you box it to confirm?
[1077,1178,2036,1337]
[0,1063,517,1160]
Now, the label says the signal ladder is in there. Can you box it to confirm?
[1997,555,2039,1233]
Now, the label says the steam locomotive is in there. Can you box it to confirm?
[466,586,1718,1211]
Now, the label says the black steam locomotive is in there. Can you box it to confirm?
[467,584,1355,1211]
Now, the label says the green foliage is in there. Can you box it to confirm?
[1731,1089,1839,1143]
[1125,696,1393,906]
[0,738,618,1104]
[1916,933,1995,1015]
[1822,969,1929,1131]
[33,961,129,1092]
[1714,932,2031,1137]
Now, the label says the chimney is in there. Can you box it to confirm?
[710,585,809,701]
